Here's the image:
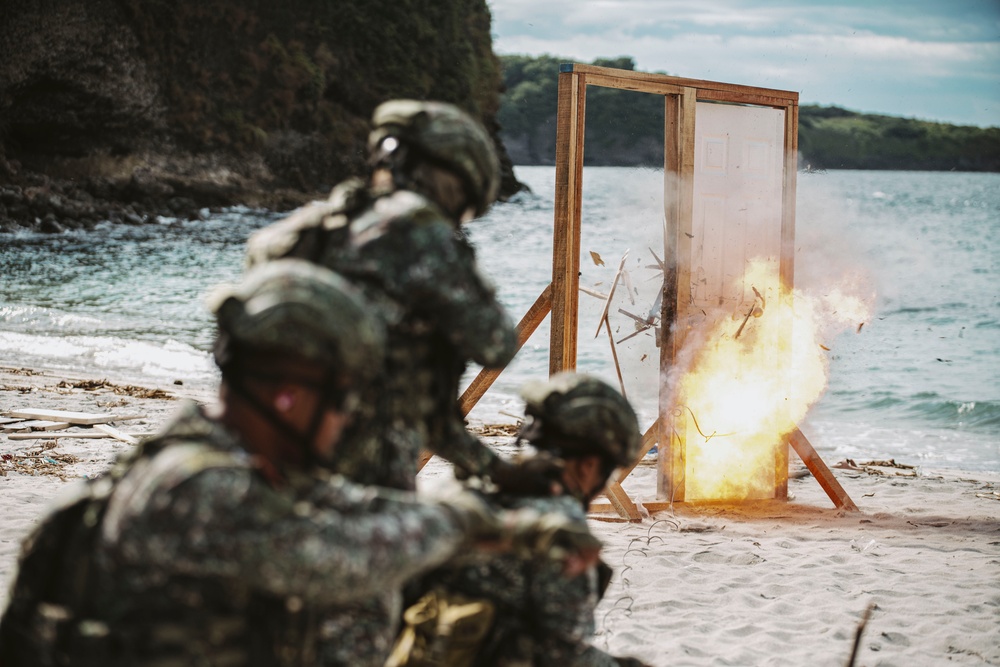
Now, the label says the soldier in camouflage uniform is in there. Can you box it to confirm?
[0,260,597,667]
[398,373,655,667]
[245,100,544,493]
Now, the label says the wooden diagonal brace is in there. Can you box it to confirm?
[787,427,858,511]
[595,422,659,520]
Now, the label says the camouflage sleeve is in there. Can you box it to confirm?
[106,465,465,606]
[427,413,500,477]
[386,219,516,368]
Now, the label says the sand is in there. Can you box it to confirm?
[1,365,998,667]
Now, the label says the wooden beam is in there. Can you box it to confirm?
[658,88,696,503]
[617,422,659,482]
[582,71,683,96]
[603,482,643,521]
[598,422,660,520]
[787,427,858,511]
[589,500,674,515]
[696,89,797,109]
[781,101,799,291]
[563,63,798,102]
[774,101,799,502]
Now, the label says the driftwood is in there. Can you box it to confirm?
[93,424,141,445]
[2,420,70,432]
[470,423,521,438]
[834,458,918,477]
[845,603,876,667]
[54,378,175,399]
[4,409,145,425]
[7,432,110,440]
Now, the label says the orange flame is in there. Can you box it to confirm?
[667,259,873,501]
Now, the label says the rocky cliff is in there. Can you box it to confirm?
[0,0,518,231]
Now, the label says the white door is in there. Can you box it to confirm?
[690,102,785,313]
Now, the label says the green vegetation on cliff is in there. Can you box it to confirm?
[117,0,504,184]
[0,0,514,229]
[498,55,1000,171]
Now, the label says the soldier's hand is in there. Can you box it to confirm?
[488,454,564,497]
[442,489,504,543]
[441,492,602,574]
[501,509,602,576]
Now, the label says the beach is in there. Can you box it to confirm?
[1,364,997,666]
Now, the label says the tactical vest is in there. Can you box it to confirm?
[251,182,468,489]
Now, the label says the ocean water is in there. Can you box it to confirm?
[1,168,997,472]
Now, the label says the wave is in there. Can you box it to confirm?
[825,389,1000,433]
[0,331,216,389]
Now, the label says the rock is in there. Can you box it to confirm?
[127,170,174,200]
[39,216,66,234]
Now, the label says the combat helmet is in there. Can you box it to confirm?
[207,259,384,388]
[519,372,641,469]
[368,99,501,217]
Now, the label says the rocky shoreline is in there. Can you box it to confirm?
[0,149,317,233]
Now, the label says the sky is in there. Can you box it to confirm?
[488,0,1000,128]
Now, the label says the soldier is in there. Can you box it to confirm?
[0,260,597,666]
[391,373,655,667]
[245,99,545,493]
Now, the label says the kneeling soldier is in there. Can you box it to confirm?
[0,261,596,667]
[392,372,655,667]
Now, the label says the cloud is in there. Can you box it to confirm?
[488,0,1000,126]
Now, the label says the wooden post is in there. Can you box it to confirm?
[550,66,586,375]
[774,101,799,501]
[658,87,697,503]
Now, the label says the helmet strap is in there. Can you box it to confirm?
[221,362,346,472]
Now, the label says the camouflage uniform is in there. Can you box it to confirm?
[244,102,516,667]
[247,161,515,491]
[0,401,466,666]
[403,373,650,667]
[246,183,517,665]
[424,494,620,666]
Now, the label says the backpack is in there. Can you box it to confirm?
[384,587,497,667]
[386,557,615,667]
